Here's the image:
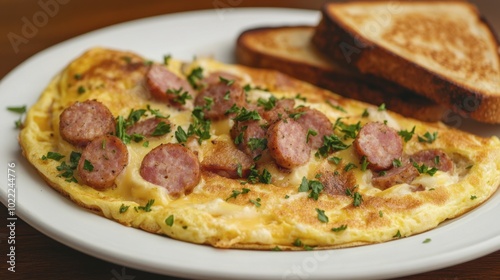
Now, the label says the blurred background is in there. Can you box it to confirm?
[1,0,499,79]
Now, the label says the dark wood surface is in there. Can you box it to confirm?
[1,0,499,279]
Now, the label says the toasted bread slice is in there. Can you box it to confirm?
[312,1,500,123]
[236,25,445,122]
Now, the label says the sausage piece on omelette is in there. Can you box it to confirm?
[19,47,500,250]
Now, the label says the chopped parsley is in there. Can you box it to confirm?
[316,134,350,158]
[328,156,342,165]
[151,121,171,136]
[306,129,318,143]
[119,204,130,213]
[470,195,477,200]
[271,246,282,251]
[360,156,369,171]
[166,87,192,105]
[327,100,347,113]
[412,162,438,176]
[331,224,348,232]
[7,105,26,129]
[230,106,261,122]
[398,126,416,142]
[77,86,86,94]
[289,111,306,120]
[219,76,235,86]
[249,198,261,207]
[393,158,402,168]
[295,93,307,102]
[83,160,94,172]
[257,95,277,111]
[247,167,272,184]
[393,230,402,238]
[379,210,384,217]
[418,131,438,143]
[248,137,267,151]
[41,151,65,161]
[378,103,386,111]
[137,199,155,212]
[293,238,303,247]
[165,215,174,226]
[344,162,357,172]
[298,177,324,201]
[226,188,251,201]
[345,186,363,207]
[74,73,82,80]
[188,105,211,144]
[163,54,171,65]
[423,238,432,244]
[361,109,370,118]
[55,151,81,183]
[187,67,204,89]
[316,208,329,223]
[175,126,189,143]
[236,163,243,178]
[334,119,361,139]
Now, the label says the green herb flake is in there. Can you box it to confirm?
[165,215,174,226]
[41,152,65,161]
[257,95,277,111]
[378,103,386,111]
[293,238,303,247]
[423,238,432,244]
[316,208,329,223]
[226,188,251,201]
[187,67,204,89]
[344,163,357,172]
[83,160,94,172]
[249,198,261,207]
[271,246,282,251]
[142,141,149,147]
[379,210,383,217]
[166,87,192,105]
[163,54,171,65]
[470,195,477,200]
[418,131,438,144]
[331,224,347,232]
[393,158,402,168]
[295,93,307,102]
[137,199,155,212]
[248,138,267,151]
[151,121,171,136]
[306,129,318,143]
[398,126,416,142]
[119,204,130,214]
[328,156,342,165]
[7,105,26,114]
[412,162,438,176]
[360,156,369,171]
[219,76,235,86]
[393,230,402,238]
[327,100,347,113]
[298,177,324,201]
[361,109,370,118]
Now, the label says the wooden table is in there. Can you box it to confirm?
[1,0,499,279]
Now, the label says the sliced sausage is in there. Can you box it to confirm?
[371,158,419,190]
[230,120,267,159]
[201,71,241,86]
[294,107,333,149]
[201,139,253,178]
[410,149,454,173]
[194,82,246,120]
[140,143,200,198]
[267,119,311,169]
[146,64,194,106]
[353,122,403,171]
[126,117,171,137]
[59,100,115,147]
[260,98,295,124]
[77,135,128,190]
[319,170,355,196]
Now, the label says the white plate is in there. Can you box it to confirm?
[1,8,499,280]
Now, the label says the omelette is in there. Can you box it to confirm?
[19,47,500,250]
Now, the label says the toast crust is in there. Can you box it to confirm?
[236,26,445,122]
[312,1,500,123]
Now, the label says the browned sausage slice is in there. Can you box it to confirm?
[140,143,201,197]
[201,139,253,178]
[294,107,333,149]
[230,120,267,159]
[267,119,311,169]
[201,71,241,86]
[59,100,115,147]
[77,135,128,190]
[411,149,454,172]
[353,122,403,171]
[194,82,246,120]
[371,159,419,190]
[146,64,194,105]
[126,117,171,137]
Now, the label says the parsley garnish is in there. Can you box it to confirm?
[298,177,324,200]
[137,199,155,212]
[360,156,369,171]
[289,111,306,120]
[247,167,272,184]
[55,151,81,183]
[345,186,363,207]
[74,73,82,80]
[328,156,342,165]
[219,76,235,86]
[327,100,347,113]
[316,208,329,223]
[226,188,251,201]
[119,204,130,213]
[165,215,174,226]
[188,106,211,143]
[257,95,277,111]
[41,151,65,161]
[249,198,261,207]
[295,93,307,102]
[393,158,402,168]
[335,120,361,139]
[83,160,94,172]
[412,162,438,176]
[393,230,402,238]
[7,105,26,129]
[293,238,303,247]
[175,126,189,143]
[470,195,477,200]
[306,129,318,143]
[166,87,192,105]
[316,134,349,158]
[378,103,386,111]
[187,67,204,89]
[77,86,86,94]
[423,238,431,244]
[272,246,282,251]
[248,137,267,151]
[151,121,171,136]
[361,109,369,118]
[231,106,261,122]
[398,126,416,142]
[236,163,243,178]
[344,163,357,172]
[418,131,438,143]
[163,54,171,65]
[331,224,348,232]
